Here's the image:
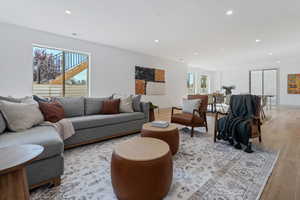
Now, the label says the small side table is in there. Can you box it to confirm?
[111,137,172,200]
[0,144,44,200]
[141,123,179,155]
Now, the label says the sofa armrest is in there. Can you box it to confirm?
[140,102,150,122]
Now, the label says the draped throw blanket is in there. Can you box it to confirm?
[42,119,75,140]
[217,94,260,151]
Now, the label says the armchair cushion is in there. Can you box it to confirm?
[171,113,204,126]
[187,95,208,112]
[182,99,201,114]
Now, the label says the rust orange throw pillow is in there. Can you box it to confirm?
[39,101,65,123]
[100,99,120,114]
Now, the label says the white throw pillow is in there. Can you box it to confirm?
[182,99,201,114]
[114,95,134,113]
[0,100,44,132]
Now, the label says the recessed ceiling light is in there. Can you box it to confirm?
[226,10,233,16]
[154,39,159,43]
[256,39,261,43]
[194,52,199,55]
[65,10,71,15]
[268,52,273,55]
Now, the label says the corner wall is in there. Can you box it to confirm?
[0,22,188,108]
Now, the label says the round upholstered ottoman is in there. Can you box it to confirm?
[111,137,173,200]
[141,123,179,155]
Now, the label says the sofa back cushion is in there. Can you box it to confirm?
[84,97,110,115]
[0,112,6,133]
[0,100,44,132]
[39,101,65,123]
[54,97,84,118]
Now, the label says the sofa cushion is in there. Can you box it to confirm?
[84,97,109,115]
[132,95,142,112]
[0,100,44,132]
[100,99,120,114]
[171,113,204,126]
[0,96,23,103]
[55,97,84,118]
[39,101,65,123]
[69,112,145,130]
[33,95,50,103]
[0,112,6,133]
[113,95,134,113]
[0,96,34,103]
[0,126,63,161]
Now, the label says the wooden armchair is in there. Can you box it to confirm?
[171,95,208,137]
[214,95,262,152]
[214,111,262,143]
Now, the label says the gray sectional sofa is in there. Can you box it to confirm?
[0,97,149,189]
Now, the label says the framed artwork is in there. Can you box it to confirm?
[135,66,166,95]
[287,74,300,94]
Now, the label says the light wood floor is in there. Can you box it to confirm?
[155,107,300,200]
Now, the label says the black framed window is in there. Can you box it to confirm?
[32,46,89,97]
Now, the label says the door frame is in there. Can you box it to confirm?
[249,68,280,105]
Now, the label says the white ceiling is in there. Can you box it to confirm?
[0,0,300,70]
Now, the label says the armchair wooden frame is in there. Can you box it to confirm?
[171,106,208,137]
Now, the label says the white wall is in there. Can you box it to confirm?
[219,64,300,106]
[278,64,300,106]
[219,68,250,94]
[0,22,188,108]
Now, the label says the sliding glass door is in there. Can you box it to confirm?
[249,69,278,106]
[250,70,263,95]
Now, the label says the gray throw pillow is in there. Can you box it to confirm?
[132,95,142,112]
[0,101,44,132]
[182,99,201,114]
[54,97,85,118]
[0,112,6,133]
[84,97,110,115]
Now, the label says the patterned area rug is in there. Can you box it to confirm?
[31,129,279,200]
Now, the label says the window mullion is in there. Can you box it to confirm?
[62,51,66,96]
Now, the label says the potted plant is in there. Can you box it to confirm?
[221,86,236,95]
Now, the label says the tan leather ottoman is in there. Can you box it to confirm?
[111,137,173,200]
[141,123,179,155]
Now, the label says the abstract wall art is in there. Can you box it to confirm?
[288,74,300,94]
[135,66,166,95]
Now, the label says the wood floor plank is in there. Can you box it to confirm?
[155,107,300,200]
